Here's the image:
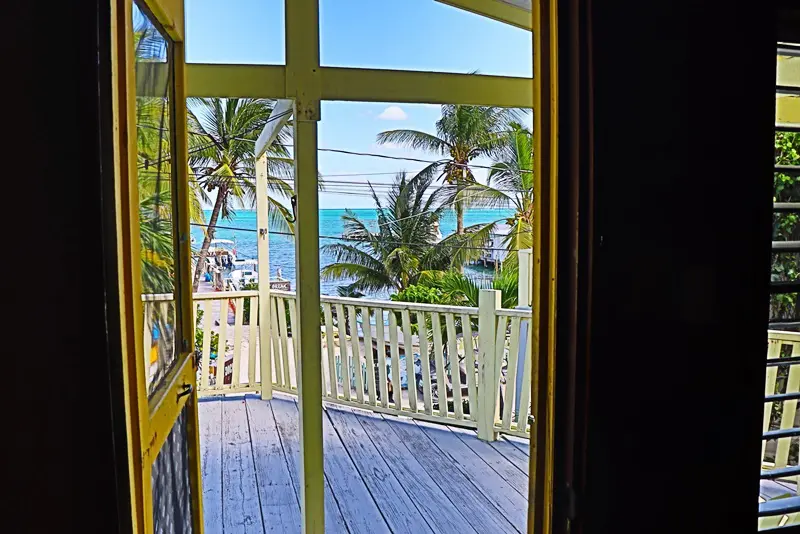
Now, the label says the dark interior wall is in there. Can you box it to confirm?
[578,1,777,532]
[5,1,125,531]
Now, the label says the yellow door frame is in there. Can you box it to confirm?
[112,0,202,531]
[124,0,557,532]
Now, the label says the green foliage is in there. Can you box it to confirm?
[242,282,258,325]
[772,132,800,321]
[321,172,453,294]
[194,310,219,356]
[390,285,446,305]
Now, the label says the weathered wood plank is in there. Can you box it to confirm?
[447,424,528,496]
[431,312,447,418]
[488,435,530,474]
[319,404,389,533]
[199,399,223,533]
[353,408,480,534]
[388,312,402,411]
[201,300,213,390]
[248,296,258,386]
[217,299,229,390]
[516,324,533,433]
[375,308,389,408]
[287,298,298,389]
[502,317,522,431]
[501,434,531,457]
[414,419,528,530]
[381,415,518,534]
[401,309,417,413]
[335,303,352,400]
[270,297,284,387]
[326,405,432,533]
[221,398,264,533]
[348,305,365,404]
[277,297,292,388]
[232,297,244,388]
[418,312,432,415]
[245,398,302,533]
[362,306,377,406]
[323,303,338,398]
[446,313,463,419]
[461,313,477,421]
[269,396,349,534]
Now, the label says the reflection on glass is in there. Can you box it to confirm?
[134,2,178,395]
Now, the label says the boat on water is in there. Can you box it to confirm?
[224,260,292,292]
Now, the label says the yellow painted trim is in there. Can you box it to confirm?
[285,0,325,531]
[112,0,145,529]
[186,63,287,99]
[436,0,532,30]
[530,0,557,532]
[777,96,800,125]
[139,0,184,41]
[320,67,533,108]
[185,64,532,108]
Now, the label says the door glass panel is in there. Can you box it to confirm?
[152,405,193,533]
[134,2,180,395]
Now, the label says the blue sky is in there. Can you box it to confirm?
[185,0,532,209]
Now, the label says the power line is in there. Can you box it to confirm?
[137,109,293,170]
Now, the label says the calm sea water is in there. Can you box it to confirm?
[191,208,513,298]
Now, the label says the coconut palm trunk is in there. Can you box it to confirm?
[192,185,227,290]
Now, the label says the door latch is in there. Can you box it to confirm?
[177,383,193,401]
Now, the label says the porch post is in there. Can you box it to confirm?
[478,289,501,441]
[286,0,324,532]
[514,249,533,421]
[256,154,273,400]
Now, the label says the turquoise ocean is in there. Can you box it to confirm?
[191,208,514,299]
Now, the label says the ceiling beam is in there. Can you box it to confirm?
[435,0,532,31]
[186,63,532,108]
[186,64,287,98]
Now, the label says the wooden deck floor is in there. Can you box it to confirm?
[199,394,530,533]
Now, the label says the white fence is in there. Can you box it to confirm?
[143,289,534,440]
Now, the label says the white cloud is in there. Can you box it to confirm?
[377,105,408,120]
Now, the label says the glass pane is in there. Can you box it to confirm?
[320,0,532,77]
[185,0,285,64]
[152,405,193,533]
[134,3,179,395]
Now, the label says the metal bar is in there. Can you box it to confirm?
[772,241,800,252]
[776,164,800,175]
[776,123,800,133]
[777,85,800,96]
[766,392,800,402]
[774,203,800,212]
[769,321,800,329]
[770,281,800,294]
[778,44,800,58]
[766,356,800,367]
[763,427,800,440]
[759,496,800,517]
[761,465,800,479]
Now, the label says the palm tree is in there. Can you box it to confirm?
[376,104,523,236]
[188,97,295,290]
[321,171,452,294]
[455,123,534,269]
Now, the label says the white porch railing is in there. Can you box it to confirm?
[143,289,534,440]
